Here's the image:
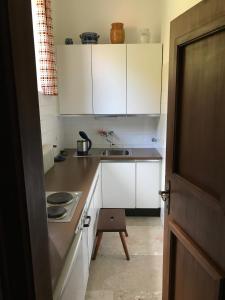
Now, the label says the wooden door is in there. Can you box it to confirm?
[57,45,92,114]
[127,44,162,114]
[92,44,126,114]
[162,1,225,299]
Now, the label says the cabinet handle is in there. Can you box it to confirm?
[84,216,91,227]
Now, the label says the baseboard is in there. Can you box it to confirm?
[125,208,160,217]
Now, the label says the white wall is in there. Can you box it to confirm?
[61,116,160,149]
[53,0,162,44]
[38,93,63,155]
[31,0,63,155]
[159,0,202,221]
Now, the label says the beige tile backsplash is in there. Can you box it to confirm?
[38,92,161,153]
[61,115,161,149]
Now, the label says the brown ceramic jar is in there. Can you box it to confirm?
[110,23,125,44]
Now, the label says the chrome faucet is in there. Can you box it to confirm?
[105,131,114,147]
[97,129,115,147]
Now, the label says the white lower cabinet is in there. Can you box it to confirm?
[54,167,102,300]
[55,161,161,300]
[55,229,88,300]
[82,226,89,293]
[86,173,101,263]
[101,160,161,209]
[102,162,136,208]
[136,161,161,208]
[93,173,102,232]
[86,199,95,264]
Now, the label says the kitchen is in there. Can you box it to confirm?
[3,0,224,300]
[34,1,165,299]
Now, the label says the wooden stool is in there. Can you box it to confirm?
[92,208,130,260]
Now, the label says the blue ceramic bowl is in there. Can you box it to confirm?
[80,32,100,44]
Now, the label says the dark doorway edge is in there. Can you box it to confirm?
[125,208,161,217]
[0,0,52,299]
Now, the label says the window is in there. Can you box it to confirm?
[31,0,58,95]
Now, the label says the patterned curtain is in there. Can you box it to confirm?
[36,0,58,95]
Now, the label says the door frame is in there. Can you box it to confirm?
[0,0,52,299]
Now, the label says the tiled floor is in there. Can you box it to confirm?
[85,217,163,300]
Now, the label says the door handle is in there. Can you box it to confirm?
[159,181,171,213]
[159,190,170,202]
[84,216,91,227]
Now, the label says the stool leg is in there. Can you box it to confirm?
[125,229,128,237]
[92,232,103,260]
[119,232,130,260]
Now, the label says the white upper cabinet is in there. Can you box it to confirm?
[57,45,92,114]
[57,44,162,115]
[92,44,127,114]
[127,44,162,114]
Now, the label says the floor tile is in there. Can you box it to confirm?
[126,217,162,227]
[99,226,163,256]
[85,290,114,300]
[86,217,163,300]
[114,290,162,300]
[88,255,162,291]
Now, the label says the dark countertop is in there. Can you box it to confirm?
[45,148,162,289]
[46,156,100,289]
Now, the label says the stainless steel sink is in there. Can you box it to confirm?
[101,149,131,156]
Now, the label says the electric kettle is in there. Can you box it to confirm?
[77,131,92,156]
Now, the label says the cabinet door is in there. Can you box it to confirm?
[95,174,102,211]
[102,162,135,208]
[136,161,161,208]
[93,174,102,234]
[127,44,162,114]
[58,231,87,300]
[92,45,126,114]
[82,227,89,293]
[57,45,92,114]
[86,199,95,264]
